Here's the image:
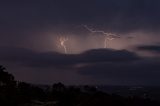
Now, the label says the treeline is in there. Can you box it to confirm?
[0,65,160,106]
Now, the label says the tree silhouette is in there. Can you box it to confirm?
[0,65,17,106]
[0,65,15,86]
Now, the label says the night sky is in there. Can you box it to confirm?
[1,0,160,85]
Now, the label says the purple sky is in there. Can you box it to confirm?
[0,0,160,85]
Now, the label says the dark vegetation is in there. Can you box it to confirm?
[0,65,160,106]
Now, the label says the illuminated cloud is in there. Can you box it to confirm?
[0,47,139,67]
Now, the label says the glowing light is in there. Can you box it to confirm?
[84,25,120,48]
[59,37,68,54]
[104,37,113,48]
[104,37,108,48]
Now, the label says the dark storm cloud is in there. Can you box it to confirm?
[0,0,160,33]
[78,58,160,85]
[136,45,160,53]
[1,46,160,85]
[0,47,140,68]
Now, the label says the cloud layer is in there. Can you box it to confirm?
[0,47,139,68]
[0,46,160,85]
[136,45,160,53]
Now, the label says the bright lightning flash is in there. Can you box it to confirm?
[104,36,116,48]
[84,25,120,48]
[59,37,68,54]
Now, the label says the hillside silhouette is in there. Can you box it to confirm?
[0,65,160,106]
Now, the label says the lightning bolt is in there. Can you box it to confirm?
[104,37,115,48]
[84,25,120,48]
[59,37,68,54]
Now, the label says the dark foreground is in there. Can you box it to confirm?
[0,65,160,106]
